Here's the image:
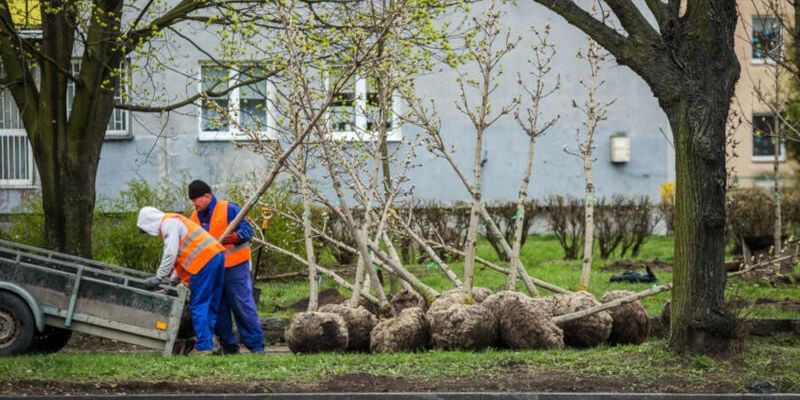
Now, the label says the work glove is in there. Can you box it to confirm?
[143,276,161,290]
[221,233,241,245]
[169,276,182,286]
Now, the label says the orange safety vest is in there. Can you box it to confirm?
[161,213,225,282]
[191,199,252,268]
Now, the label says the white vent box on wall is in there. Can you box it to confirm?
[610,134,630,163]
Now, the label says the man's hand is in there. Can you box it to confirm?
[143,276,161,290]
[169,276,182,286]
[221,233,241,245]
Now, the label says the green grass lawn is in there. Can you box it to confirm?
[1,234,798,394]
[1,336,797,392]
[259,234,799,319]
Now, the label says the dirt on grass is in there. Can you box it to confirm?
[729,299,800,312]
[0,370,766,395]
[278,287,347,313]
[4,340,797,395]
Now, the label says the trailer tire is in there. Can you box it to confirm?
[28,326,72,354]
[0,292,35,356]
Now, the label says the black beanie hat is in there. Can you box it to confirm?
[188,180,212,200]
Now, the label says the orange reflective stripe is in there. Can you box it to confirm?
[161,213,225,278]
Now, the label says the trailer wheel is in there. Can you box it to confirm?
[28,326,72,354]
[0,292,35,356]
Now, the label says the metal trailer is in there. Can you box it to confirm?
[0,239,188,356]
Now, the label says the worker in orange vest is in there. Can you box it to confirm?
[188,180,265,354]
[137,206,225,355]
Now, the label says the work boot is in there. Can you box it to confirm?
[189,348,213,356]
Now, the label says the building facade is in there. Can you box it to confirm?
[0,1,780,213]
[729,0,796,188]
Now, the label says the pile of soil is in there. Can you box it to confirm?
[729,298,800,312]
[279,288,347,313]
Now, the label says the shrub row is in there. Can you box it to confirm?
[5,176,795,277]
[544,195,660,260]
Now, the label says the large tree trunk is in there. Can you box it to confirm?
[528,0,740,354]
[1,0,121,258]
[667,96,737,353]
[35,61,115,258]
[36,135,101,258]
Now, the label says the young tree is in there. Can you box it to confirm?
[452,0,519,302]
[529,0,739,352]
[565,34,614,292]
[504,26,559,293]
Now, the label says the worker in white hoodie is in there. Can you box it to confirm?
[137,206,226,355]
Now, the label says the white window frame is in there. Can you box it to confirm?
[0,86,34,188]
[751,15,782,65]
[0,129,34,188]
[751,113,786,163]
[197,63,273,142]
[327,72,402,142]
[67,59,131,139]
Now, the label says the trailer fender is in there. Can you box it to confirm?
[0,283,44,332]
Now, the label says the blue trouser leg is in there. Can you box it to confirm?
[189,252,225,351]
[215,262,265,352]
[215,287,238,351]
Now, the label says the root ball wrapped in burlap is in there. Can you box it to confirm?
[285,312,348,353]
[600,290,649,345]
[482,291,564,349]
[370,307,430,353]
[428,287,493,316]
[390,290,428,313]
[426,293,497,350]
[318,303,377,352]
[439,287,492,303]
[543,292,612,348]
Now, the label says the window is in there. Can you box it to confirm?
[0,86,34,187]
[9,0,41,35]
[327,69,401,141]
[752,114,784,161]
[67,60,130,138]
[752,16,781,61]
[199,64,270,141]
[329,67,357,133]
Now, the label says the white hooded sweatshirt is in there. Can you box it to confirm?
[137,207,188,280]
